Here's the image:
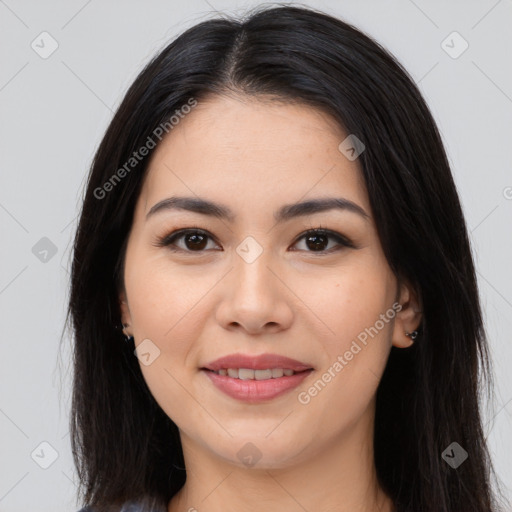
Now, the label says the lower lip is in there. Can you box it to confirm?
[202,369,314,403]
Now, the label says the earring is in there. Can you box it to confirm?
[120,322,134,343]
[405,330,418,340]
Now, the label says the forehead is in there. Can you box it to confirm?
[139,94,369,218]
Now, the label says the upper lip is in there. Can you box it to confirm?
[202,353,314,372]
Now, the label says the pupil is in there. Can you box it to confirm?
[306,234,327,251]
[186,233,207,250]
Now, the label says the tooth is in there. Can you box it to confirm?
[222,368,296,379]
[255,369,273,380]
[238,368,255,380]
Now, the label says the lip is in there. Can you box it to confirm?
[202,368,314,403]
[202,353,314,372]
[200,353,315,403]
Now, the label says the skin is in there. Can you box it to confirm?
[119,93,422,512]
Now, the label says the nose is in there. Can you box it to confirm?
[215,250,294,335]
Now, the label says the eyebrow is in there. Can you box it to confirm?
[145,196,370,223]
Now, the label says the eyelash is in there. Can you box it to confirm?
[152,225,355,255]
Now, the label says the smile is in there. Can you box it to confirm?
[210,368,298,379]
[202,367,314,402]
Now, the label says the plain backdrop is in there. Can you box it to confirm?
[0,1,511,510]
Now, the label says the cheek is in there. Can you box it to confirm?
[126,250,213,340]
[297,262,395,349]
[297,266,395,413]
[125,252,218,415]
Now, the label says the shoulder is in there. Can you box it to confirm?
[76,499,166,512]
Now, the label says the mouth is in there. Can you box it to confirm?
[200,353,314,402]
[203,367,309,379]
[202,352,314,373]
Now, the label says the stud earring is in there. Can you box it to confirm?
[405,330,418,340]
[120,322,134,343]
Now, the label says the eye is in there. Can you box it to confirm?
[153,226,355,254]
[291,228,355,254]
[153,227,220,253]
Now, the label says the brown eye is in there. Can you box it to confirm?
[154,227,354,255]
[155,229,220,253]
[292,229,354,254]
[181,232,208,250]
[304,232,329,251]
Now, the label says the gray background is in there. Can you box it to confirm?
[0,0,511,510]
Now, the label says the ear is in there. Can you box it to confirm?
[118,288,133,338]
[391,277,422,348]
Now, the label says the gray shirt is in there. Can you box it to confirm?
[78,503,147,512]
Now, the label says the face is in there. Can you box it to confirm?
[119,94,418,469]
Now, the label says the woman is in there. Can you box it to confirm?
[67,5,508,512]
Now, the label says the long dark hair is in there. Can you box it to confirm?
[65,4,508,511]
